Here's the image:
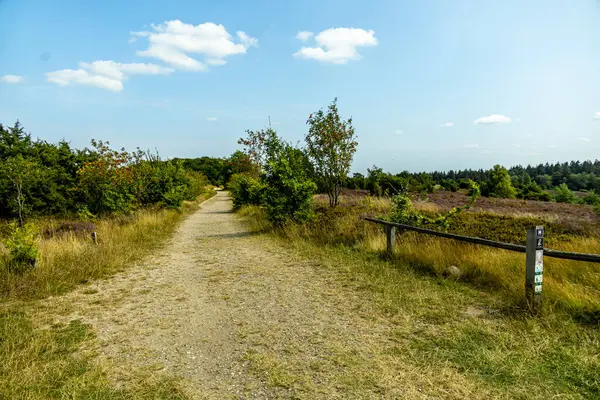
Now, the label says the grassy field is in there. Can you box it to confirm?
[238,202,600,398]
[286,192,600,321]
[0,191,214,399]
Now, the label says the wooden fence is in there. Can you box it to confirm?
[364,217,600,311]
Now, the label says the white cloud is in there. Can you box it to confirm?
[46,69,124,91]
[293,27,378,64]
[46,60,173,91]
[395,129,403,135]
[440,122,453,128]
[80,61,173,80]
[237,31,258,48]
[473,114,512,125]
[512,143,521,148]
[1,75,24,84]
[463,144,479,148]
[547,144,558,148]
[578,137,591,142]
[133,20,257,71]
[296,31,314,42]
[594,112,600,120]
[206,116,218,121]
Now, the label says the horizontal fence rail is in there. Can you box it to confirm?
[364,217,600,264]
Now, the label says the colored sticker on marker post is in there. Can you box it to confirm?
[535,250,543,272]
[535,266,543,274]
[537,228,544,237]
[536,238,544,249]
[535,284,542,293]
[535,275,543,284]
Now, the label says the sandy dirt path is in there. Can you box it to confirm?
[41,191,412,399]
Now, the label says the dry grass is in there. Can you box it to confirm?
[253,193,600,320]
[0,210,181,300]
[0,191,215,301]
[382,233,600,317]
[412,200,442,213]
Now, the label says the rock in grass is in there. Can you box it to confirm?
[44,222,96,239]
[444,265,462,279]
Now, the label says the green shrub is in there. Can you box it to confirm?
[582,191,600,206]
[76,206,96,221]
[228,173,265,209]
[3,223,38,274]
[261,139,316,224]
[379,174,408,196]
[441,179,459,192]
[554,183,576,203]
[524,191,553,201]
[459,178,476,190]
[390,194,425,226]
[234,128,317,224]
[390,183,479,231]
[182,170,210,200]
[160,186,188,211]
[518,182,552,201]
[262,180,316,224]
[487,165,517,198]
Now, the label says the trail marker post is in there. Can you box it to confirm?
[526,226,544,311]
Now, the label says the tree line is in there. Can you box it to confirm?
[343,161,600,207]
[431,161,600,192]
[0,121,210,225]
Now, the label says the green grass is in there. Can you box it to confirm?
[0,308,188,399]
[238,203,600,398]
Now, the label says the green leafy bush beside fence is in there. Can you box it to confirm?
[229,129,316,224]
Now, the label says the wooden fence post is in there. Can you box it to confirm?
[385,225,396,255]
[525,226,544,312]
[91,231,98,245]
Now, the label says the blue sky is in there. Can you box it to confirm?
[1,0,599,173]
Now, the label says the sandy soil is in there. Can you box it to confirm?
[38,191,419,399]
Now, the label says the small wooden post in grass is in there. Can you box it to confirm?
[525,225,544,312]
[385,224,396,255]
[91,231,98,245]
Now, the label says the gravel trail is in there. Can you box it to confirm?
[43,191,412,399]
